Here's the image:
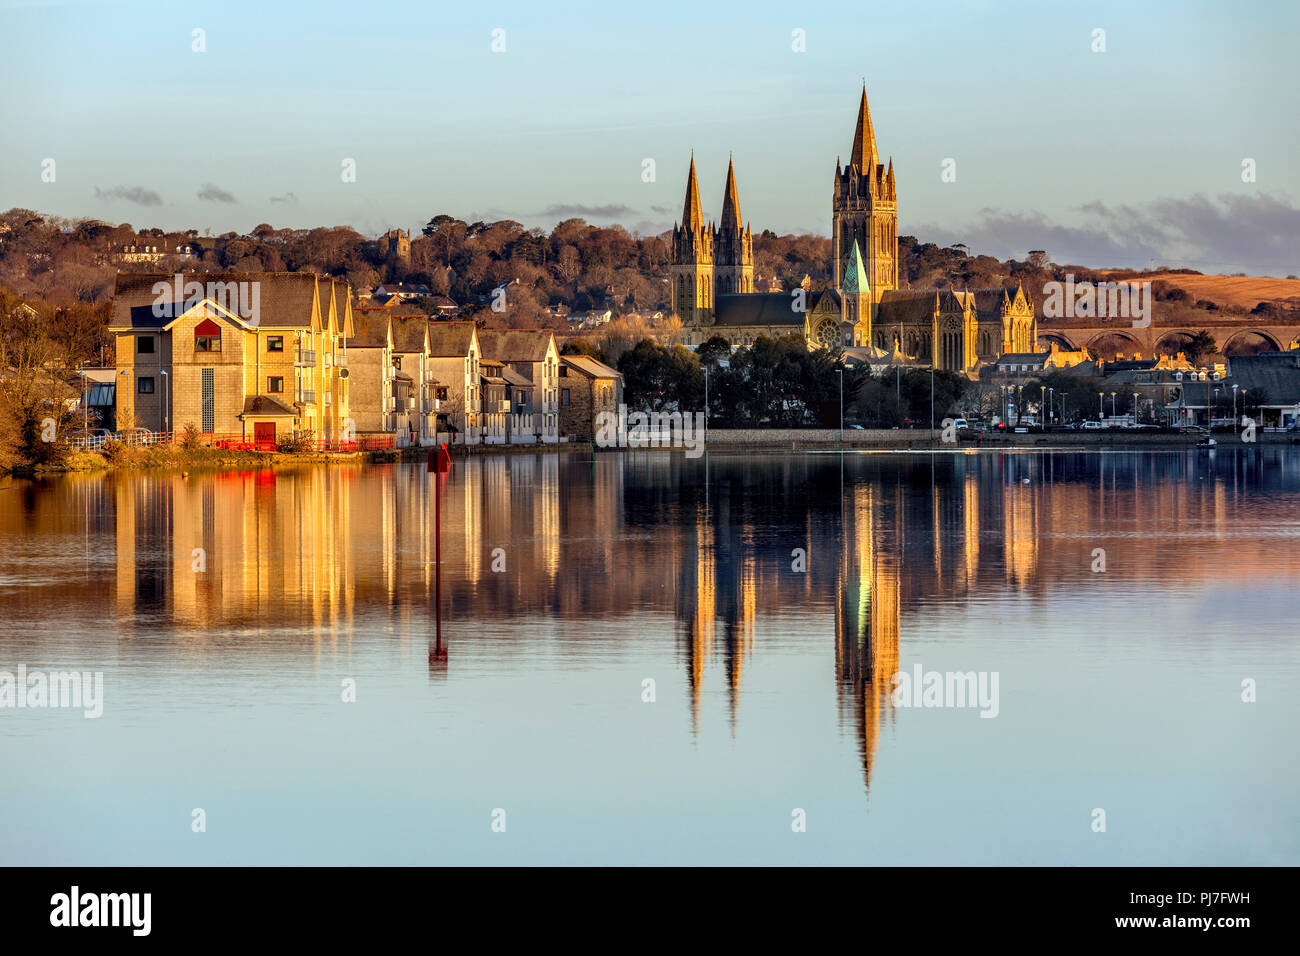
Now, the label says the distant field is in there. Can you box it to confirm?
[1100,271,1300,309]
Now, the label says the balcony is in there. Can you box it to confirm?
[295,350,317,367]
[424,370,436,383]
[386,396,397,413]
[423,398,439,414]
[334,353,347,367]
[324,391,333,407]
[297,390,316,405]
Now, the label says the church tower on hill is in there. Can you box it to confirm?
[833,85,897,304]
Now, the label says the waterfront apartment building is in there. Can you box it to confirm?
[476,329,561,443]
[109,272,353,445]
[559,354,624,441]
[426,321,482,443]
[345,311,397,440]
[390,316,442,446]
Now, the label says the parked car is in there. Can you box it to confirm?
[951,418,969,430]
[1179,425,1210,435]
[1080,420,1104,430]
[65,428,113,449]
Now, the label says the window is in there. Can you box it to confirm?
[268,377,284,393]
[195,318,222,353]
[559,366,568,377]
[138,377,155,394]
[561,388,571,407]
[436,386,448,401]
[268,336,284,352]
[393,356,402,370]
[137,336,155,355]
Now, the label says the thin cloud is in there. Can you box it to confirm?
[270,192,298,204]
[197,183,237,203]
[94,185,162,207]
[917,192,1300,276]
[537,203,637,219]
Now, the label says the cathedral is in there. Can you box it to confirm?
[674,86,1036,374]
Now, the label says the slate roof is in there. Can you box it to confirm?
[426,321,477,357]
[349,311,390,348]
[477,329,555,362]
[562,355,622,379]
[713,292,805,327]
[390,315,428,353]
[1228,351,1300,405]
[111,272,342,331]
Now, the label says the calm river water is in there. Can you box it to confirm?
[1,447,1297,865]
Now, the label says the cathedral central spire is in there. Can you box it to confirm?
[850,84,878,171]
[719,155,742,233]
[682,153,704,233]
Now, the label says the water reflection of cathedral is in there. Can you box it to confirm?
[29,449,1293,796]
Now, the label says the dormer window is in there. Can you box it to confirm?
[195,318,222,353]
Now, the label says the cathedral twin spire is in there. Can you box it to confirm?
[676,153,748,239]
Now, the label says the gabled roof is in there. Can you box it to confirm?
[426,321,478,357]
[502,367,534,387]
[562,354,622,380]
[390,315,429,353]
[877,290,940,325]
[713,292,805,327]
[349,310,391,348]
[110,271,325,331]
[477,329,555,362]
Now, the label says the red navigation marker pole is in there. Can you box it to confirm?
[428,443,452,667]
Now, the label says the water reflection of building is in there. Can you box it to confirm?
[12,448,1300,800]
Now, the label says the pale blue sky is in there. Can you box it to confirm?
[2,0,1298,273]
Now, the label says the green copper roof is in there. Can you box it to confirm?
[842,240,870,296]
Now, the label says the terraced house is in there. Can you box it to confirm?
[426,321,482,443]
[476,329,561,443]
[109,272,353,445]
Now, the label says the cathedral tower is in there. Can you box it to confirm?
[833,86,897,303]
[714,156,753,295]
[670,154,714,326]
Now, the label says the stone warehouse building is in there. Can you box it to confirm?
[109,272,353,445]
[675,86,1037,375]
[559,354,624,442]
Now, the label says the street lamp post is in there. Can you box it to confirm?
[837,368,844,436]
[1232,383,1238,424]
[1098,391,1103,421]
[930,367,935,439]
[1110,391,1117,419]
[1040,385,1046,431]
[1048,387,1054,426]
[1132,391,1138,424]
[703,366,709,445]
[1016,384,1023,426]
[160,370,169,439]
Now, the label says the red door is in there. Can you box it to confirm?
[254,422,276,450]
